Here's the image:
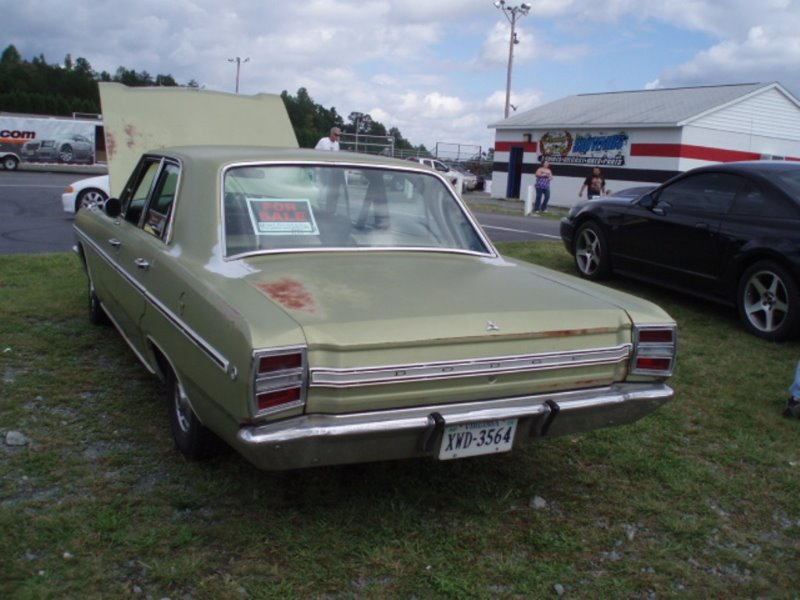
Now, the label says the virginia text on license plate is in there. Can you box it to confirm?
[438,419,518,460]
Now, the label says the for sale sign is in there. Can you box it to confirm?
[247,198,319,235]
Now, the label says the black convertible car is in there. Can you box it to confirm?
[560,161,800,341]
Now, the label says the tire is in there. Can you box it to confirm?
[58,144,74,163]
[2,155,18,170]
[737,260,800,342]
[88,283,110,326]
[574,222,611,280]
[75,188,108,212]
[167,369,221,460]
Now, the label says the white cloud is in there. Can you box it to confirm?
[5,0,800,152]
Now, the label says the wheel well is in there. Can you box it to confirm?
[734,252,798,292]
[150,342,171,382]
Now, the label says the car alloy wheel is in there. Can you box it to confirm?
[2,156,18,170]
[76,189,108,212]
[738,260,799,341]
[59,145,74,163]
[574,222,611,280]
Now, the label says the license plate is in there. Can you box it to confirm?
[438,419,517,460]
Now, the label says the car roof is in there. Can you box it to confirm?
[151,145,426,170]
[690,160,800,175]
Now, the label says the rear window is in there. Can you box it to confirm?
[223,165,491,257]
[771,166,800,198]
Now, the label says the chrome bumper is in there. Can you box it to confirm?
[236,382,673,470]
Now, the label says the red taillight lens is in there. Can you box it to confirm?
[632,325,676,376]
[253,348,307,416]
[259,353,303,373]
[637,329,674,344]
[635,357,673,372]
[257,387,301,411]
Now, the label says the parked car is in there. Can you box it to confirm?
[407,156,464,191]
[21,133,94,164]
[450,164,479,191]
[62,174,110,213]
[560,161,800,341]
[74,84,677,471]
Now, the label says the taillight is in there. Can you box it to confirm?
[252,347,307,417]
[631,325,676,376]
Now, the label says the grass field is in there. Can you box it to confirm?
[1,244,799,599]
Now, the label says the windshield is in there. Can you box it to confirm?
[223,165,491,257]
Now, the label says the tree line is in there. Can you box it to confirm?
[0,44,426,154]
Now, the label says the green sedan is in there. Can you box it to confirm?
[74,84,676,470]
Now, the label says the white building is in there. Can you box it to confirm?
[487,82,800,207]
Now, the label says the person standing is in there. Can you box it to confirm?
[579,166,606,199]
[785,360,800,418]
[315,127,342,151]
[533,160,553,214]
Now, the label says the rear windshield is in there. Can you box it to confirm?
[223,165,491,257]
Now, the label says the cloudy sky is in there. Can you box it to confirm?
[7,0,800,152]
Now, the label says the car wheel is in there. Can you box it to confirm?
[167,369,221,460]
[88,283,110,326]
[2,155,18,170]
[59,145,74,163]
[76,188,108,212]
[737,260,800,341]
[574,222,611,280]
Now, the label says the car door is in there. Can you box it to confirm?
[101,157,178,362]
[611,172,741,294]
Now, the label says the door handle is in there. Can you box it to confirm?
[108,238,121,248]
[134,258,150,270]
[695,223,709,230]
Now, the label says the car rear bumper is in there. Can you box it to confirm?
[236,382,673,470]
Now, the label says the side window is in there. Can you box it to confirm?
[143,162,180,240]
[657,173,742,215]
[729,183,795,218]
[122,159,161,225]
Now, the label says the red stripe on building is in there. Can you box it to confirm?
[494,141,538,153]
[630,143,762,162]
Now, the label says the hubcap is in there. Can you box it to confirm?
[173,379,192,433]
[743,270,789,333]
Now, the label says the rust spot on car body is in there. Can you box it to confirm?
[258,278,316,312]
[106,132,117,159]
[124,124,137,148]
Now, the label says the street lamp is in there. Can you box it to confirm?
[227,56,249,94]
[494,1,531,119]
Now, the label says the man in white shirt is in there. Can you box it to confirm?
[315,127,342,151]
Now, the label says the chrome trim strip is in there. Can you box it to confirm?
[250,346,309,418]
[97,292,157,375]
[631,323,677,377]
[238,382,673,447]
[76,228,230,373]
[310,344,632,388]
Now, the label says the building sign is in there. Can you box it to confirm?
[540,130,629,166]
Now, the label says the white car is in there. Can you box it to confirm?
[62,174,110,214]
[406,157,464,192]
